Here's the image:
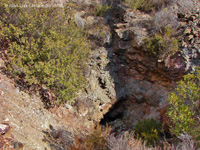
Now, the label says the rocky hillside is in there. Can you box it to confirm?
[0,0,200,149]
[99,0,200,132]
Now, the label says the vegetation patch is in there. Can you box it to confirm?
[71,125,111,150]
[167,67,200,147]
[0,0,91,105]
[124,0,173,13]
[134,118,163,146]
[94,3,111,17]
[144,26,179,60]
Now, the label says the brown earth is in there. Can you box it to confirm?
[0,58,95,149]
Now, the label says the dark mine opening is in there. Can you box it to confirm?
[100,96,128,126]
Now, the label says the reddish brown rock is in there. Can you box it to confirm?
[165,52,186,72]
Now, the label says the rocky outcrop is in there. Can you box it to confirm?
[70,11,117,122]
[100,2,200,132]
[178,11,200,71]
[68,0,200,134]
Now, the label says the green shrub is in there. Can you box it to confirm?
[94,3,111,17]
[134,118,163,146]
[124,0,173,12]
[144,26,179,60]
[0,0,90,103]
[124,0,145,10]
[167,68,200,137]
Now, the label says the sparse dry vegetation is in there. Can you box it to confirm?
[153,9,180,32]
[68,124,198,150]
[70,125,111,150]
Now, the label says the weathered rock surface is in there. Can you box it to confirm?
[100,1,200,132]
[58,0,200,135]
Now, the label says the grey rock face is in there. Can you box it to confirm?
[74,13,85,29]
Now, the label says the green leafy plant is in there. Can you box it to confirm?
[124,0,145,10]
[134,118,163,146]
[167,68,200,137]
[124,0,173,12]
[144,26,179,60]
[0,0,90,104]
[94,3,111,17]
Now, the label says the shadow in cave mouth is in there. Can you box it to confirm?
[100,96,128,126]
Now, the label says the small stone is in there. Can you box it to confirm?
[115,23,126,29]
[180,22,187,27]
[86,16,95,26]
[182,41,187,47]
[74,13,85,29]
[194,14,199,18]
[188,34,194,40]
[126,11,135,18]
[192,30,199,37]
[0,123,10,135]
[65,104,73,110]
[11,141,24,149]
[184,28,191,35]
[189,38,195,44]
[4,118,9,121]
[184,35,192,43]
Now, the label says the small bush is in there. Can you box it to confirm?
[167,67,200,146]
[134,118,163,146]
[94,3,111,17]
[107,132,147,150]
[124,0,145,10]
[144,26,179,60]
[124,0,173,13]
[176,134,196,150]
[71,124,111,150]
[154,9,180,32]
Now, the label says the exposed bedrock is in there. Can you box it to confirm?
[98,3,200,132]
[67,0,200,133]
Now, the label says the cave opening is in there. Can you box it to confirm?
[100,96,128,126]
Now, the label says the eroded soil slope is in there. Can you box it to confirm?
[0,58,94,149]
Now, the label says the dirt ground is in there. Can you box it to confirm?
[0,58,93,150]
